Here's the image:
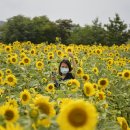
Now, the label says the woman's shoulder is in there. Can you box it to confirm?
[66,72,74,79]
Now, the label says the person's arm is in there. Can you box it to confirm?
[51,72,60,88]
[68,52,77,78]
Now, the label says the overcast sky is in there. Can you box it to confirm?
[0,0,130,26]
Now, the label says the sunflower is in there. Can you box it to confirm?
[0,88,4,95]
[33,95,56,117]
[42,78,48,83]
[20,52,26,59]
[0,70,4,78]
[5,123,23,130]
[74,57,79,64]
[117,117,129,130]
[44,47,49,53]
[92,83,98,90]
[57,98,74,109]
[107,91,112,96]
[30,48,36,56]
[98,78,109,89]
[82,74,90,82]
[47,54,54,60]
[66,79,80,92]
[36,61,44,70]
[102,103,108,109]
[5,69,12,75]
[112,69,117,74]
[5,74,17,87]
[66,80,72,87]
[5,45,12,52]
[29,108,39,119]
[37,118,51,128]
[92,67,99,75]
[106,65,112,70]
[57,50,63,57]
[22,57,31,65]
[5,99,18,108]
[18,61,24,65]
[48,52,54,56]
[76,67,84,77]
[66,46,74,53]
[9,56,18,64]
[0,126,5,130]
[122,70,130,80]
[83,82,95,96]
[20,89,31,105]
[117,72,122,77]
[95,48,102,55]
[97,91,106,100]
[45,83,55,94]
[57,100,98,130]
[107,59,114,65]
[1,105,19,123]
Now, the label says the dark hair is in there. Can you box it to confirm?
[59,59,72,75]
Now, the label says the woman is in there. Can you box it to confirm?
[52,52,76,87]
[59,59,74,81]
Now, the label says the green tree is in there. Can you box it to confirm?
[91,18,107,44]
[68,18,107,45]
[1,15,31,43]
[105,13,129,46]
[0,15,59,44]
[31,16,58,43]
[56,19,74,44]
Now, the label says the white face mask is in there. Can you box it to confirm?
[60,67,69,74]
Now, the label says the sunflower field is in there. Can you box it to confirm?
[0,41,130,130]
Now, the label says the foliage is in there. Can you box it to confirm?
[105,14,129,46]
[0,14,130,45]
[0,41,130,130]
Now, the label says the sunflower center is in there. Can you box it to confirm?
[77,69,81,74]
[68,108,87,127]
[68,49,71,52]
[6,48,10,51]
[122,121,128,130]
[7,71,10,73]
[83,76,88,80]
[9,102,14,106]
[93,69,97,72]
[22,94,28,101]
[31,50,34,54]
[67,81,72,86]
[4,110,14,121]
[124,72,129,77]
[37,103,50,115]
[48,85,53,89]
[24,58,29,63]
[58,52,61,55]
[99,94,104,100]
[8,77,13,82]
[93,84,97,89]
[50,56,52,59]
[118,73,122,76]
[20,62,24,65]
[97,50,100,54]
[12,58,16,62]
[38,63,42,66]
[100,80,106,86]
[86,87,90,94]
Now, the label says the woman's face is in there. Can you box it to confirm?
[60,62,69,75]
[60,62,68,68]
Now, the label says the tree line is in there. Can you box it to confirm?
[0,14,130,46]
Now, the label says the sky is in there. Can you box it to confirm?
[0,0,130,26]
